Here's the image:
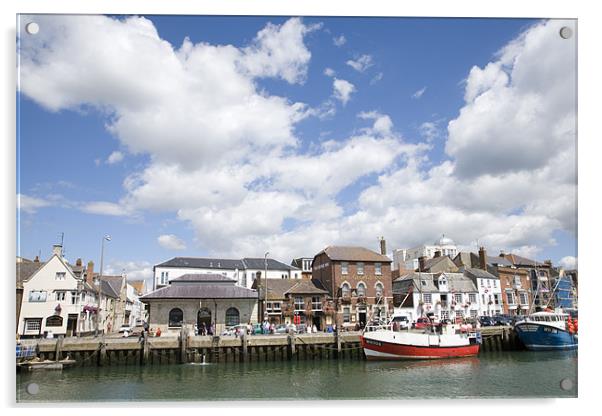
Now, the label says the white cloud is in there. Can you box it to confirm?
[332,78,355,105]
[346,54,373,72]
[106,151,124,164]
[412,86,427,99]
[18,16,577,262]
[18,194,52,213]
[323,67,335,77]
[105,260,153,281]
[80,201,131,216]
[559,256,577,270]
[333,35,346,47]
[157,234,187,250]
[419,121,440,142]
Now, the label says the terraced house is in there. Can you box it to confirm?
[312,246,392,329]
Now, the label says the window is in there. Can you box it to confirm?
[470,310,478,318]
[341,262,349,275]
[519,292,529,305]
[357,262,364,275]
[423,294,432,304]
[55,272,66,280]
[456,310,464,318]
[375,282,384,298]
[70,291,78,304]
[375,263,382,275]
[343,307,351,323]
[28,290,47,302]
[225,308,240,326]
[160,271,169,285]
[56,291,66,301]
[454,293,463,303]
[357,283,366,297]
[294,296,304,311]
[272,302,281,311]
[168,308,183,327]
[514,275,522,288]
[25,319,42,333]
[494,294,501,305]
[341,283,351,297]
[46,315,63,327]
[312,296,322,310]
[421,280,427,287]
[469,294,477,303]
[493,280,498,288]
[441,310,449,320]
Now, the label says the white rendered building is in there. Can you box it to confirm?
[393,235,459,271]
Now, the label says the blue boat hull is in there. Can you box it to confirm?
[514,322,578,351]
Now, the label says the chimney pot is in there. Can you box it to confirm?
[418,256,427,272]
[380,237,387,256]
[34,256,40,263]
[76,258,82,267]
[478,246,487,271]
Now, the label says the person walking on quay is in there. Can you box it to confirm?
[208,323,214,336]
[312,324,318,333]
[200,322,206,336]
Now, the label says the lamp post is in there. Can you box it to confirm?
[95,235,111,337]
[264,251,269,323]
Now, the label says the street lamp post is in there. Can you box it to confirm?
[264,251,269,323]
[95,235,111,337]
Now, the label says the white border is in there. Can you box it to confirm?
[2,0,599,414]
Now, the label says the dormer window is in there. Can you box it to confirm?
[421,280,427,286]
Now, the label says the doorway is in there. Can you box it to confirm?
[197,308,212,334]
[358,307,367,328]
[312,315,321,331]
[66,314,78,336]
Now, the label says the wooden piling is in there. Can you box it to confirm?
[99,337,107,366]
[55,336,64,361]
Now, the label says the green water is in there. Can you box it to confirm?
[16,350,577,402]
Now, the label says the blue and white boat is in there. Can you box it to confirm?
[514,312,578,351]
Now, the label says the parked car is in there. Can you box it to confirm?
[479,316,496,327]
[296,324,307,333]
[413,317,431,329]
[274,324,289,334]
[119,324,132,333]
[221,324,248,336]
[251,323,263,335]
[391,315,410,329]
[511,315,526,325]
[493,315,512,326]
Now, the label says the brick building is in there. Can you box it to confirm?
[311,246,392,329]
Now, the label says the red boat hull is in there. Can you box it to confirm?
[360,335,480,360]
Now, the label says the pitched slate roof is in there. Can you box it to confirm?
[16,261,44,289]
[503,253,547,267]
[242,258,299,271]
[172,273,236,283]
[100,275,124,298]
[285,280,329,295]
[317,246,391,262]
[463,267,499,280]
[155,257,245,269]
[140,284,258,300]
[441,272,479,293]
[393,272,438,293]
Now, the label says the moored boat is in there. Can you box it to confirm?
[360,319,481,360]
[514,311,578,351]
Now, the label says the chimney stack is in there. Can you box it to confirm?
[478,247,487,271]
[499,250,506,258]
[379,237,387,256]
[86,260,95,286]
[544,259,552,267]
[418,256,427,272]
[76,258,82,267]
[33,256,40,263]
[434,250,441,258]
[52,244,62,257]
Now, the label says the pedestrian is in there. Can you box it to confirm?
[156,327,162,337]
[307,324,312,334]
[312,324,317,333]
[208,323,214,336]
[333,323,337,333]
[200,322,206,336]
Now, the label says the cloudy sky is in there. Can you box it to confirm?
[17,15,577,281]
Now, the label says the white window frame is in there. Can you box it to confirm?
[55,291,66,301]
[375,282,384,297]
[294,296,304,311]
[341,262,349,275]
[423,293,432,304]
[28,290,47,302]
[469,293,477,303]
[55,272,66,281]
[375,263,382,275]
[357,262,364,275]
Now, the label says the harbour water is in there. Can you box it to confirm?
[16,350,577,402]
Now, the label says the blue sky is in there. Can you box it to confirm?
[17,15,577,280]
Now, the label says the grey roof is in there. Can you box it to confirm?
[504,254,547,267]
[393,272,438,293]
[155,257,244,269]
[100,275,124,298]
[16,261,44,288]
[316,246,391,262]
[172,273,236,283]
[242,258,299,271]
[140,284,258,300]
[463,267,499,280]
[100,280,119,298]
[442,272,479,293]
[155,256,298,271]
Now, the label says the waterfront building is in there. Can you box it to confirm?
[501,254,553,309]
[17,245,102,338]
[16,256,43,329]
[312,246,392,329]
[392,235,459,271]
[153,257,300,291]
[140,273,259,335]
[392,272,479,322]
[251,278,330,329]
[550,268,576,310]
[291,257,313,279]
